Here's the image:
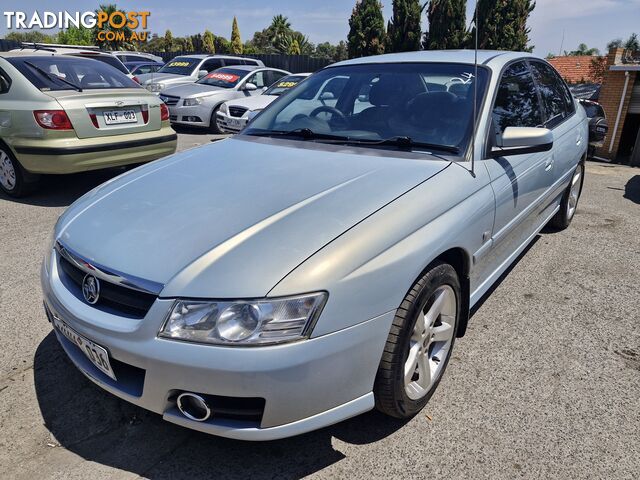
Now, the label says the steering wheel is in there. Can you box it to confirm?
[310,106,346,122]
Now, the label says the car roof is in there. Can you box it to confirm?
[218,65,263,72]
[9,47,111,56]
[332,50,537,70]
[173,54,258,60]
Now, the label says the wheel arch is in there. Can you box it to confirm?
[417,247,472,338]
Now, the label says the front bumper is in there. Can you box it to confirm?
[10,127,177,174]
[40,250,392,440]
[216,112,247,134]
[167,103,213,128]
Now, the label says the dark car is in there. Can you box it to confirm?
[579,99,608,158]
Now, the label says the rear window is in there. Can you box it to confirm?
[158,57,200,75]
[70,53,129,74]
[7,56,138,91]
[196,68,247,88]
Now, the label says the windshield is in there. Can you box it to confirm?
[264,75,308,96]
[8,56,138,91]
[196,68,246,88]
[157,57,200,75]
[244,63,488,154]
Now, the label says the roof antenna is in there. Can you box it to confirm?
[470,1,479,177]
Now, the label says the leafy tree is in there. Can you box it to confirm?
[315,42,337,61]
[57,26,94,46]
[348,0,386,58]
[247,29,274,53]
[567,43,600,56]
[231,17,243,54]
[624,33,639,51]
[387,0,422,53]
[5,31,55,44]
[203,30,216,53]
[214,36,231,54]
[278,32,313,55]
[335,41,349,61]
[423,0,466,50]
[473,0,535,52]
[607,38,622,50]
[93,4,133,50]
[163,30,174,52]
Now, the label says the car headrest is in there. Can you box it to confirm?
[368,76,405,107]
[448,83,470,98]
[80,74,108,88]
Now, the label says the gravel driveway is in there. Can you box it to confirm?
[0,144,638,479]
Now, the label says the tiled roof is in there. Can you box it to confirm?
[548,55,606,84]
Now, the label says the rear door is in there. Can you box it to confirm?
[482,60,554,264]
[529,60,583,187]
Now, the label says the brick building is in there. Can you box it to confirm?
[548,55,606,84]
[596,48,640,165]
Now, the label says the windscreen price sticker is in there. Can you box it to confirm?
[277,81,298,88]
[167,61,192,68]
[207,72,240,82]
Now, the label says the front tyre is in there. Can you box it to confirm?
[549,162,585,230]
[208,105,222,134]
[374,262,460,418]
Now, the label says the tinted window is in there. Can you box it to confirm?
[7,56,138,91]
[201,59,224,72]
[223,59,245,66]
[0,68,11,94]
[264,73,301,95]
[530,61,574,128]
[158,57,201,75]
[492,61,544,137]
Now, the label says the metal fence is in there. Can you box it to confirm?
[0,39,333,72]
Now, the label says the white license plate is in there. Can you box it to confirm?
[53,316,116,380]
[229,119,241,127]
[103,109,137,125]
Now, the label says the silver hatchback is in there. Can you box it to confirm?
[41,50,588,440]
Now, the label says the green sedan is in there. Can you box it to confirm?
[0,52,177,197]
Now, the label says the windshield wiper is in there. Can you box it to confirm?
[24,61,83,92]
[247,128,350,141]
[346,136,460,154]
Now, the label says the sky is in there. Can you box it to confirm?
[1,0,639,56]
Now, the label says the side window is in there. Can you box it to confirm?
[247,71,266,88]
[245,59,259,66]
[223,59,244,67]
[530,61,573,128]
[266,70,286,85]
[0,68,11,94]
[201,59,223,73]
[492,61,544,137]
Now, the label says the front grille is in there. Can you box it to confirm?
[160,94,179,106]
[229,106,248,118]
[58,255,157,318]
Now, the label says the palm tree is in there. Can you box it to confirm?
[269,15,292,46]
[93,4,133,50]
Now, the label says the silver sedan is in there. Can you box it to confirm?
[41,50,588,441]
[159,66,289,133]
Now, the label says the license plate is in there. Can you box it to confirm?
[103,109,137,125]
[53,316,117,380]
[229,119,241,127]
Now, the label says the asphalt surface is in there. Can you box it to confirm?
[0,134,638,479]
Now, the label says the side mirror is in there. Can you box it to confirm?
[244,82,258,91]
[198,69,208,78]
[490,127,553,157]
[320,92,336,101]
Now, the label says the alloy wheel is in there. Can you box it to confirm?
[404,285,457,400]
[0,150,17,191]
[567,163,583,219]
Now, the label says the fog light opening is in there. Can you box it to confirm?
[177,392,211,422]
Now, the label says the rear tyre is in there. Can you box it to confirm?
[0,145,38,198]
[208,106,222,134]
[549,162,584,230]
[374,261,460,418]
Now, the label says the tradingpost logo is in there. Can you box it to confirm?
[3,10,151,42]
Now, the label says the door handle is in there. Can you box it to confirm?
[544,157,554,172]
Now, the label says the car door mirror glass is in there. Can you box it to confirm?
[491,127,553,157]
[244,82,258,91]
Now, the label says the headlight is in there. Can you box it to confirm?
[147,83,164,92]
[183,97,204,106]
[159,292,327,346]
[219,103,229,115]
